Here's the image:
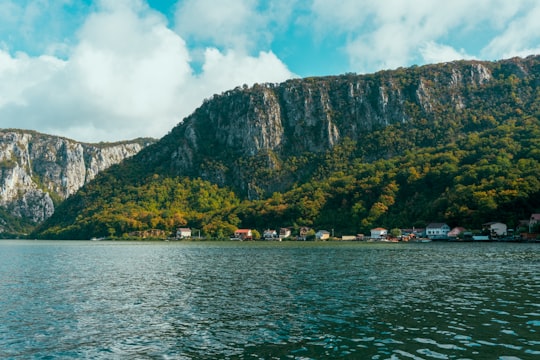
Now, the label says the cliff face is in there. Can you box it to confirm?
[0,130,153,229]
[153,56,532,197]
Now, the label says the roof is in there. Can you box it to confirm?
[426,223,448,229]
[178,228,191,231]
[531,214,540,220]
[235,229,251,233]
[448,227,466,236]
[371,227,387,231]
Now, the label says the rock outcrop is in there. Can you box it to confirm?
[0,130,153,230]
[146,56,538,197]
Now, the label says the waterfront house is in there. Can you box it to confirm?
[263,229,278,240]
[234,229,253,240]
[299,227,312,240]
[279,228,292,239]
[176,227,192,239]
[426,223,450,239]
[370,227,388,239]
[315,230,330,240]
[482,222,507,238]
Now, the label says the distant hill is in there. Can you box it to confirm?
[0,130,155,237]
[34,56,540,239]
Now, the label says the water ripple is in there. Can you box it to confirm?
[0,241,538,358]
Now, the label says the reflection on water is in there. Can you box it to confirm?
[0,241,538,359]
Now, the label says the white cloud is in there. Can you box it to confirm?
[197,48,294,90]
[0,0,294,142]
[175,0,263,52]
[420,42,475,65]
[309,0,540,73]
[481,4,540,59]
[174,0,295,54]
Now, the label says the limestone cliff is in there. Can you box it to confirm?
[0,130,153,231]
[148,56,532,198]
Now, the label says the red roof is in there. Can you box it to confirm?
[235,229,251,233]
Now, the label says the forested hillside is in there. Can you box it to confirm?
[34,56,540,239]
[0,130,154,237]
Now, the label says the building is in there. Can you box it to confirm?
[234,229,253,240]
[425,223,450,239]
[370,227,388,239]
[482,222,507,238]
[263,229,278,240]
[176,228,192,239]
[298,227,312,240]
[315,230,330,240]
[279,228,292,239]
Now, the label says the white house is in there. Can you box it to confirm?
[176,228,192,239]
[315,230,330,240]
[426,223,450,239]
[483,222,507,237]
[263,229,278,239]
[370,227,388,239]
[279,228,292,239]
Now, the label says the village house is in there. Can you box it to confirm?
[426,223,450,239]
[279,228,292,239]
[298,227,312,240]
[315,230,330,240]
[370,227,388,239]
[176,227,192,239]
[234,229,253,240]
[482,222,507,238]
[263,229,278,240]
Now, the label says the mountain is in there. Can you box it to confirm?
[0,130,155,236]
[35,56,540,239]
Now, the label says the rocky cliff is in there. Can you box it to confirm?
[0,130,153,232]
[144,56,535,197]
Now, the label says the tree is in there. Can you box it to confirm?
[390,228,402,238]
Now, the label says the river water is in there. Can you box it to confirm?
[0,240,538,359]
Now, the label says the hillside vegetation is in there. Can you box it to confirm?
[34,56,540,239]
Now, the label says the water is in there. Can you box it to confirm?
[0,241,538,359]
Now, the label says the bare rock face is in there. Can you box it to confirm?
[160,57,534,198]
[0,130,152,226]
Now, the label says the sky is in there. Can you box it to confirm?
[1,0,539,143]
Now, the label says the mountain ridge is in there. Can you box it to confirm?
[0,129,155,236]
[32,55,540,239]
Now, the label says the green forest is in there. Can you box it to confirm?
[33,57,540,239]
[35,115,540,240]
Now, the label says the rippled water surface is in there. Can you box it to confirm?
[0,241,539,359]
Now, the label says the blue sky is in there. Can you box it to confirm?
[1,0,539,142]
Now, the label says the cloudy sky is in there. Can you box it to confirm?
[1,0,539,142]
